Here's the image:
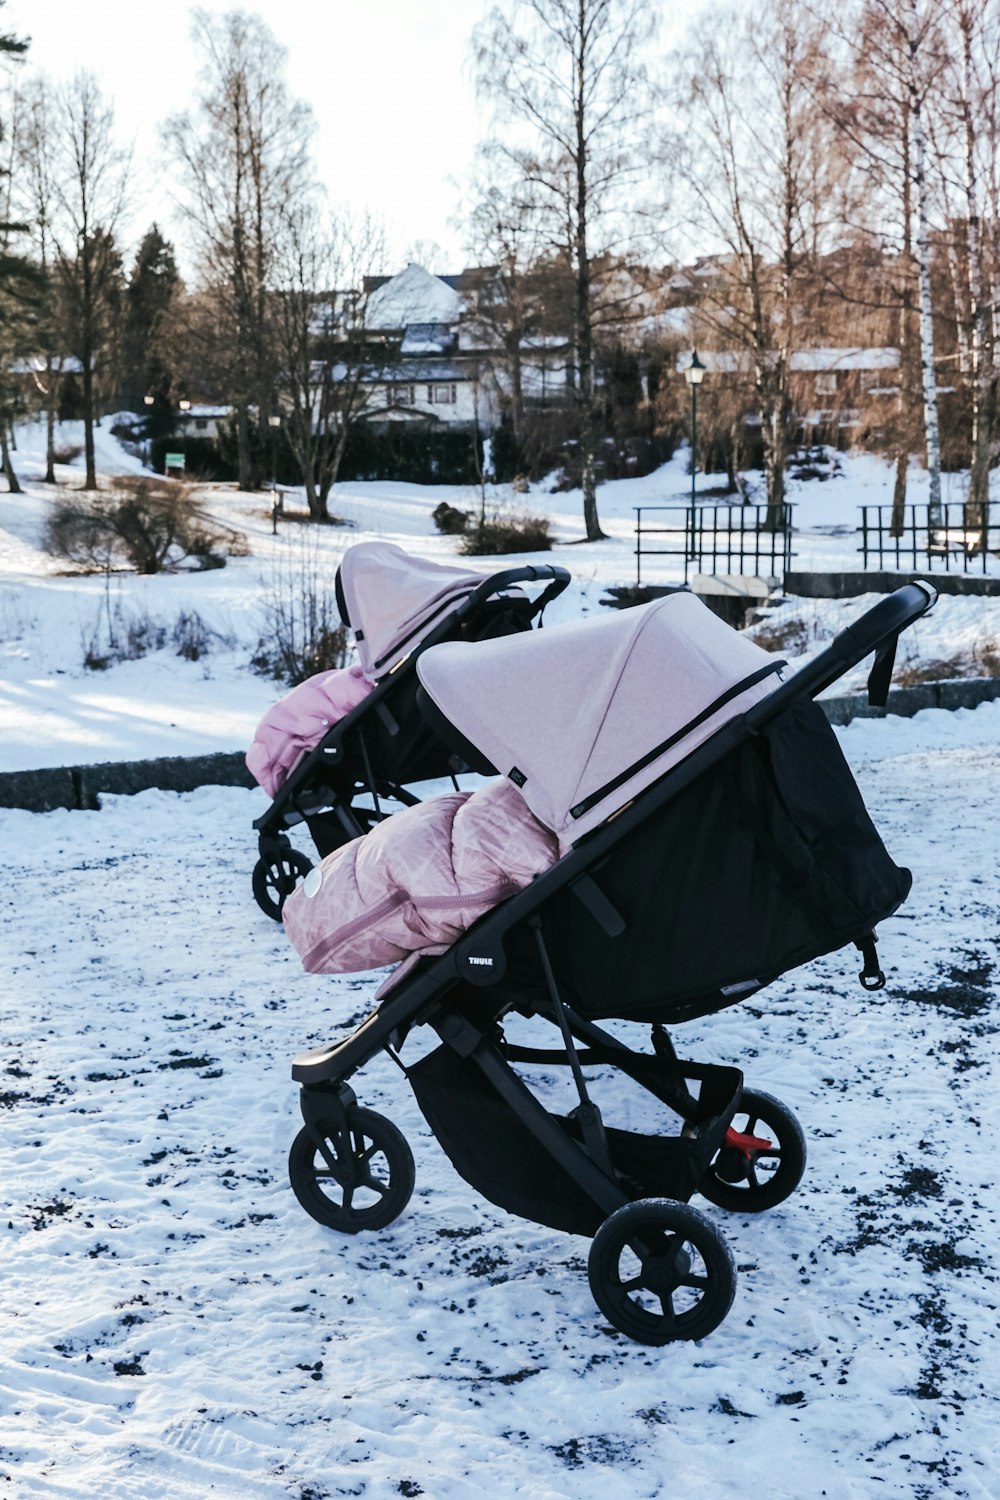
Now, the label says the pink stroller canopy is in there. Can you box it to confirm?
[416,592,783,845]
[338,542,508,679]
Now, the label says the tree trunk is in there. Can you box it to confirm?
[574,24,604,543]
[891,93,915,539]
[45,384,56,484]
[761,389,788,532]
[1,427,21,492]
[959,0,990,543]
[236,401,253,491]
[82,354,97,491]
[906,0,943,525]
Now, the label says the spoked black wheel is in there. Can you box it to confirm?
[588,1198,736,1345]
[699,1088,806,1213]
[252,848,314,921]
[288,1106,415,1234]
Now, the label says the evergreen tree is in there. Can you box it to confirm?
[121,224,181,413]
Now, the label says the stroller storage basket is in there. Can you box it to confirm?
[408,1040,742,1236]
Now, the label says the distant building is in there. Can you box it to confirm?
[312,262,573,437]
[673,346,901,437]
[175,404,232,441]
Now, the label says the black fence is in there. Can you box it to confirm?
[635,503,795,587]
[859,503,1000,574]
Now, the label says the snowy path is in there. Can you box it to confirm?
[1,707,999,1498]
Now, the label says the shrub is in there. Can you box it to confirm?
[82,601,167,670]
[83,601,235,671]
[44,477,247,574]
[172,609,224,662]
[51,443,83,466]
[458,505,552,556]
[252,530,350,685]
[432,500,471,535]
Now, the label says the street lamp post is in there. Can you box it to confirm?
[178,398,191,472]
[683,351,707,567]
[143,393,154,466]
[268,406,282,533]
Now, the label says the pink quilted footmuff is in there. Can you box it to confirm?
[282,778,557,974]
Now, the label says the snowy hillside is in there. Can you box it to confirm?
[1,416,999,771]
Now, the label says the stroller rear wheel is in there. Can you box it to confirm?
[699,1088,806,1213]
[288,1105,415,1233]
[588,1198,736,1345]
[253,849,314,921]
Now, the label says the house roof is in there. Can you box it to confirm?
[674,347,901,375]
[365,264,462,330]
[11,356,83,374]
[178,404,231,420]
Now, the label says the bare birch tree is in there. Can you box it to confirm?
[828,2,948,526]
[669,0,833,528]
[942,0,1000,537]
[49,72,129,491]
[18,77,62,483]
[473,0,658,541]
[272,200,387,521]
[165,8,313,491]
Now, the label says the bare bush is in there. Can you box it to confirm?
[44,477,247,574]
[82,600,167,670]
[458,503,551,556]
[52,443,84,466]
[83,598,235,671]
[252,530,349,685]
[432,500,471,535]
[171,609,231,662]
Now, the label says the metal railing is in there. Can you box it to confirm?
[859,503,1000,573]
[635,503,795,587]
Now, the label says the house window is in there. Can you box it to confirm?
[394,384,414,405]
[814,372,837,396]
[429,383,457,404]
[195,417,208,430]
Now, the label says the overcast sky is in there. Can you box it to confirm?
[4,0,707,279]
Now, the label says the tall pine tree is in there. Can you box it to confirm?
[121,224,180,415]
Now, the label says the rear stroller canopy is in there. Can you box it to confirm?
[337,541,517,680]
[417,592,784,846]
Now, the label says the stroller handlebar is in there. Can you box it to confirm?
[455,564,572,617]
[834,578,937,661]
[749,579,938,715]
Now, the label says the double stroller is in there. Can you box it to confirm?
[247,541,570,918]
[281,580,936,1345]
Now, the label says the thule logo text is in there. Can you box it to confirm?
[467,956,494,967]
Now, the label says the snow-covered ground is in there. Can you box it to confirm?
[2,704,998,1498]
[2,422,1000,1497]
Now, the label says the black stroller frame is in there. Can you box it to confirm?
[252,562,570,919]
[285,583,936,1345]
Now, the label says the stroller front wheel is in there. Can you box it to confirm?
[288,1106,415,1233]
[588,1198,736,1345]
[699,1088,806,1213]
[252,849,314,921]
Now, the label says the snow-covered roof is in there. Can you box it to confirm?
[178,404,231,420]
[375,362,469,384]
[365,264,462,330]
[400,323,456,356]
[674,347,902,376]
[789,347,900,372]
[11,356,84,375]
